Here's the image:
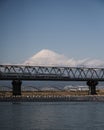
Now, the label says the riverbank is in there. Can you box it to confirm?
[1,89,104,97]
[1,90,104,102]
[1,95,104,102]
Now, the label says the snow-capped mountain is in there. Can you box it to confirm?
[24,49,69,66]
[24,49,104,67]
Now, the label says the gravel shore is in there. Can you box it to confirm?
[1,95,104,102]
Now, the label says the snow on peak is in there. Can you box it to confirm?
[24,49,104,67]
[24,49,69,66]
[32,49,63,58]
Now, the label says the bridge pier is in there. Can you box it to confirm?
[12,80,22,96]
[87,80,98,95]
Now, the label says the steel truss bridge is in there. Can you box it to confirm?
[0,65,104,81]
[0,65,104,95]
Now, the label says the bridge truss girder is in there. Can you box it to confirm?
[0,65,104,81]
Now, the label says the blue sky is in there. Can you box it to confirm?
[0,0,104,64]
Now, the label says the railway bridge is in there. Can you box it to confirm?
[0,65,104,96]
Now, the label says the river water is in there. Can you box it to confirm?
[0,102,104,130]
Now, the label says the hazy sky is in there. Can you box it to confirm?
[0,0,104,64]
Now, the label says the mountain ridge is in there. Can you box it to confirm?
[24,49,104,67]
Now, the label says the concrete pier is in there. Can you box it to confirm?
[12,80,22,96]
[87,80,98,95]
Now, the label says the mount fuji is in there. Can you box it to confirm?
[24,49,69,66]
[24,49,104,67]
